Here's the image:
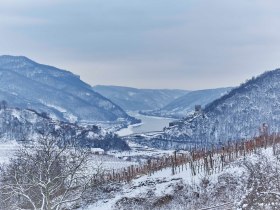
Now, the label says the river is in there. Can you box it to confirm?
[116,112,175,137]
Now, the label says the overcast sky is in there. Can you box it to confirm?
[1,0,280,90]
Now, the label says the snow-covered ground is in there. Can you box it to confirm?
[0,141,20,164]
[83,159,243,210]
[116,123,143,137]
[3,138,280,210]
[88,154,138,171]
[107,141,176,163]
[82,147,280,210]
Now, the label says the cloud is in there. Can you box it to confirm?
[0,0,62,8]
[0,15,47,26]
[0,0,280,89]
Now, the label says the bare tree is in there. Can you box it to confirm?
[0,131,100,210]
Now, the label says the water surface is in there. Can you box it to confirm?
[117,112,175,136]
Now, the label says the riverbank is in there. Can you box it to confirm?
[116,112,175,137]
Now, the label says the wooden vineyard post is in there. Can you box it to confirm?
[204,155,208,175]
[235,141,238,158]
[209,151,213,173]
[171,156,175,175]
[243,140,246,159]
[174,150,177,174]
[131,165,134,179]
[147,159,151,176]
[221,154,224,170]
[221,146,225,170]
[128,166,131,182]
[227,141,230,161]
[273,133,276,155]
[190,159,195,176]
[124,169,128,182]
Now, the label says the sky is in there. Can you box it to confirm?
[0,0,280,90]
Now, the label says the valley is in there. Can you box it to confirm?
[0,57,280,210]
[2,1,280,209]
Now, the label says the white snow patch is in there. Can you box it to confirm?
[0,141,20,164]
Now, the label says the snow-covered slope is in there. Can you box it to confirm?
[83,146,280,210]
[129,69,280,149]
[157,69,280,148]
[0,55,136,124]
[93,85,188,111]
[0,107,129,151]
[142,87,232,118]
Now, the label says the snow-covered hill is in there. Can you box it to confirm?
[0,55,136,125]
[131,69,280,149]
[0,107,129,151]
[141,87,232,118]
[158,69,280,148]
[93,85,188,111]
[83,146,280,210]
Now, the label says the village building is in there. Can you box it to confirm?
[90,148,105,155]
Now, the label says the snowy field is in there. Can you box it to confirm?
[0,141,19,164]
[107,141,177,163]
[0,141,139,172]
[2,140,277,210]
[82,147,277,210]
[116,122,143,137]
[88,154,138,170]
[83,155,244,210]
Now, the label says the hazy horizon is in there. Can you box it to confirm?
[1,0,280,89]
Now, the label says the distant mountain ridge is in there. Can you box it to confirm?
[93,85,189,111]
[0,55,136,125]
[141,87,232,118]
[132,69,280,149]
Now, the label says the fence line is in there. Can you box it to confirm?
[91,133,280,184]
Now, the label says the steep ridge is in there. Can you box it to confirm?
[0,55,136,125]
[164,69,280,147]
[134,69,280,149]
